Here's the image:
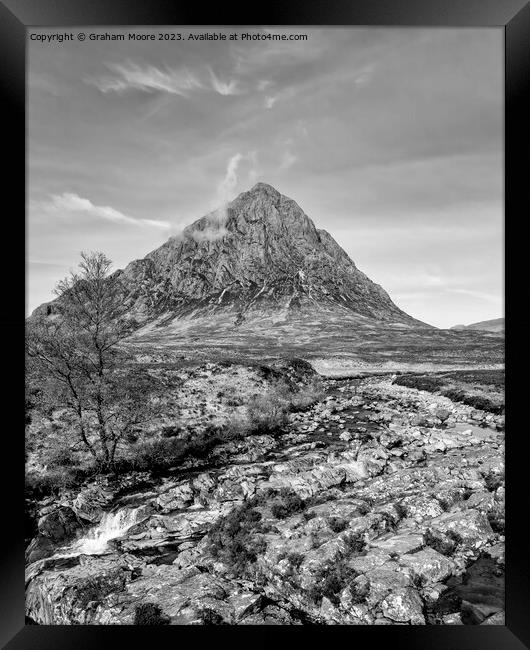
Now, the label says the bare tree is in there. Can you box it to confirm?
[26,252,153,470]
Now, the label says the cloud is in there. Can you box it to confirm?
[34,193,171,229]
[215,153,244,208]
[279,148,297,171]
[257,80,272,91]
[448,288,502,303]
[247,151,259,185]
[208,67,241,96]
[352,64,376,86]
[231,29,326,75]
[265,95,277,109]
[87,61,204,96]
[88,62,244,98]
[189,226,229,242]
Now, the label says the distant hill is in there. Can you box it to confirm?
[451,318,504,333]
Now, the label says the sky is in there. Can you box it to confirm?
[28,27,503,328]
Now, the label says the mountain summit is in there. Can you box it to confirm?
[112,182,422,329]
[32,183,427,335]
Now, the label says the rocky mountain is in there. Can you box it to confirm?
[33,183,426,334]
[451,318,504,333]
[123,183,426,328]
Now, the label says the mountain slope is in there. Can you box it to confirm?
[115,183,425,329]
[451,318,504,333]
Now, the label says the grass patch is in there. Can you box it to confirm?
[393,370,504,414]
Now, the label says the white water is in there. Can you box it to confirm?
[64,508,143,556]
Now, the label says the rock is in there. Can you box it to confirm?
[26,556,130,624]
[461,599,502,625]
[228,592,264,622]
[156,482,195,512]
[240,605,301,625]
[364,564,413,606]
[370,534,424,556]
[24,372,504,626]
[442,612,463,624]
[485,542,504,565]
[429,509,495,548]
[73,486,114,523]
[399,548,455,584]
[400,495,445,521]
[37,506,81,543]
[481,611,505,625]
[380,588,425,624]
[25,535,58,565]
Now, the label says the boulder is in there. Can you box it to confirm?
[380,588,425,624]
[399,548,455,584]
[37,506,80,543]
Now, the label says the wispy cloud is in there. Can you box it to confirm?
[279,142,297,171]
[33,193,171,229]
[87,61,204,96]
[88,61,244,98]
[215,153,243,207]
[208,67,241,96]
[265,95,278,109]
[247,151,259,185]
[189,226,229,242]
[257,79,272,91]
[352,64,376,86]
[232,29,324,74]
[448,288,502,303]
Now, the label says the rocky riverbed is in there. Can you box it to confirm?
[25,375,504,625]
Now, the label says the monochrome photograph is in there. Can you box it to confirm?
[25,26,504,625]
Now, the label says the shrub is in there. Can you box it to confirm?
[342,533,366,555]
[357,502,371,516]
[393,375,444,392]
[220,416,248,441]
[424,529,456,556]
[328,517,348,533]
[464,395,504,414]
[394,502,408,520]
[483,470,504,492]
[207,502,268,576]
[247,390,289,434]
[25,467,89,498]
[198,608,227,625]
[446,530,464,547]
[441,388,467,402]
[128,422,245,473]
[487,510,505,535]
[436,408,452,424]
[286,552,305,569]
[45,445,76,468]
[270,489,306,519]
[129,437,187,471]
[161,425,183,438]
[134,603,170,625]
[288,378,325,412]
[307,560,360,605]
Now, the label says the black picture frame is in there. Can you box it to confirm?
[2,0,528,647]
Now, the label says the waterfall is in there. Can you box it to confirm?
[67,507,143,556]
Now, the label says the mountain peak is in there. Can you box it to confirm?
[248,182,280,195]
[33,185,425,329]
